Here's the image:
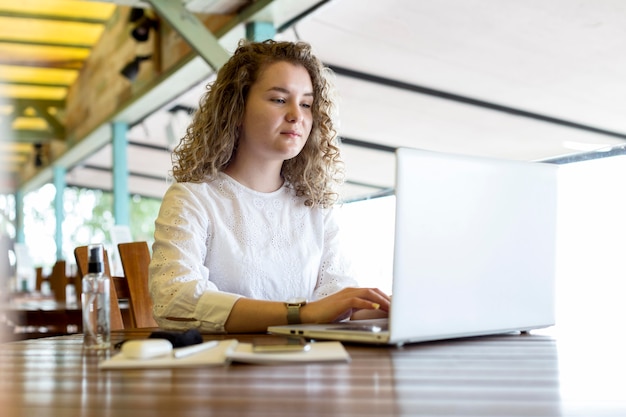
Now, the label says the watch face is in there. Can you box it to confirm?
[286,297,307,305]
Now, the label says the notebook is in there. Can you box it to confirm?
[269,147,558,346]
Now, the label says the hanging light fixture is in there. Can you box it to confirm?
[128,7,158,42]
[33,143,44,167]
[120,55,152,81]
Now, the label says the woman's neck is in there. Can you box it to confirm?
[223,161,284,193]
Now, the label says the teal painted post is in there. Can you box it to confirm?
[15,189,24,244]
[245,21,276,42]
[53,166,65,260]
[112,121,129,226]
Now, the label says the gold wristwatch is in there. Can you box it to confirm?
[285,298,307,324]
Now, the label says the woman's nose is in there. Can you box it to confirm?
[286,104,303,122]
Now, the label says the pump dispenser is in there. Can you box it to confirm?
[82,244,111,349]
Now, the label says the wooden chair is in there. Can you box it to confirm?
[74,246,125,331]
[117,242,158,328]
[48,260,67,303]
[35,267,44,292]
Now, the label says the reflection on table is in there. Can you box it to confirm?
[0,292,82,340]
[1,257,82,340]
[1,327,625,416]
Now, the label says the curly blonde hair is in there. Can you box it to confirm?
[172,39,344,208]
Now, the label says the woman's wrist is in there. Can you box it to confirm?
[298,303,314,324]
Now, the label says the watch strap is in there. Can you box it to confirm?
[286,304,302,325]
[285,299,306,325]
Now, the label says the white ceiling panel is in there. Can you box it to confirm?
[333,74,624,161]
[293,0,626,132]
[54,0,626,202]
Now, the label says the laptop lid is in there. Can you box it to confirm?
[388,147,557,344]
[269,148,558,345]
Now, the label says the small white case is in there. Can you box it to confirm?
[121,339,173,359]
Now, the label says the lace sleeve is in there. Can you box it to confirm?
[313,207,359,299]
[148,183,240,333]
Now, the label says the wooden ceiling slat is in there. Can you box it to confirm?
[0,11,110,24]
[0,1,115,192]
[0,17,105,46]
[0,2,116,20]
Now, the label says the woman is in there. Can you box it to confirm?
[149,39,390,333]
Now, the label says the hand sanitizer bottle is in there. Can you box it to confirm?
[82,244,111,349]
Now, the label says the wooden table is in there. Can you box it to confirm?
[1,327,624,416]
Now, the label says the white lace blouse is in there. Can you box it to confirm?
[148,172,357,333]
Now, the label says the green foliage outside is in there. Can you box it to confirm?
[20,185,161,268]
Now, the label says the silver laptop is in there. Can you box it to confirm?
[269,147,558,346]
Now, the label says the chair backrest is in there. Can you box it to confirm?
[74,246,125,331]
[35,267,44,292]
[117,241,158,328]
[49,260,67,303]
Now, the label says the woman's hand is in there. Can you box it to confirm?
[224,287,390,333]
[300,287,390,324]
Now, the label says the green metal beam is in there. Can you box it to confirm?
[31,104,66,137]
[146,0,231,71]
[8,130,58,143]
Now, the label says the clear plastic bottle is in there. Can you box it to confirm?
[82,244,111,349]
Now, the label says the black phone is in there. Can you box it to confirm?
[252,336,310,353]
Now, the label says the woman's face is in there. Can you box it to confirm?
[238,61,314,164]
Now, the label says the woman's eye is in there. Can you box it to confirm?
[272,98,286,104]
[301,103,312,109]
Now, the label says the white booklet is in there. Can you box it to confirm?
[99,340,350,369]
[229,341,350,365]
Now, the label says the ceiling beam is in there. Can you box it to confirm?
[541,144,626,165]
[9,99,65,109]
[146,0,231,72]
[21,123,111,193]
[329,64,626,142]
[31,104,65,137]
[7,130,56,143]
[0,81,71,89]
[114,0,287,124]
[75,164,167,182]
[1,99,66,143]
[275,0,331,33]
[19,0,323,193]
[10,129,56,143]
[0,38,93,49]
[0,59,83,70]
[341,137,396,153]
